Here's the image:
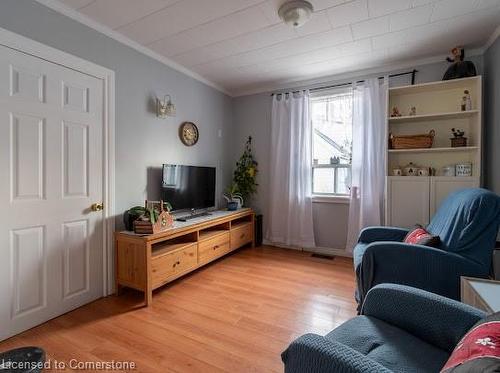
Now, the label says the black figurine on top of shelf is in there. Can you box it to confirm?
[443,46,477,80]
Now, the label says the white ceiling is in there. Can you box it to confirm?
[56,0,500,96]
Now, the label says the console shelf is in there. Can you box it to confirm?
[115,208,255,305]
[199,229,229,242]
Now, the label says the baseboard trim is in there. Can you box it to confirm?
[262,239,352,258]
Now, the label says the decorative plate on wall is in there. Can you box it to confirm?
[179,121,199,146]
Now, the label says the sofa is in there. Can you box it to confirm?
[353,188,500,308]
[282,283,486,373]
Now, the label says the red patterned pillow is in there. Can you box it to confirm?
[441,312,500,372]
[404,225,441,248]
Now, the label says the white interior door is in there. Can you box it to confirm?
[430,176,480,217]
[0,44,104,340]
[386,176,430,229]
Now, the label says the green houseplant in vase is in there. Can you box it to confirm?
[223,183,243,211]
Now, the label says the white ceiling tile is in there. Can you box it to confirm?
[198,25,353,69]
[326,0,369,28]
[430,0,499,21]
[389,4,433,32]
[294,11,332,36]
[78,0,178,29]
[172,23,297,66]
[227,23,297,53]
[368,0,411,17]
[411,0,436,6]
[257,0,283,24]
[310,0,353,11]
[351,16,390,39]
[149,5,273,56]
[431,0,475,21]
[149,32,199,57]
[59,0,95,9]
[117,0,263,44]
[371,29,411,50]
[476,0,500,10]
[264,39,371,71]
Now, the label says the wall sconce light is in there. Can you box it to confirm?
[156,94,176,118]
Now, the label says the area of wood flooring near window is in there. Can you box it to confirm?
[0,246,357,372]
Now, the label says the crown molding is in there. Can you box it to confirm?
[232,49,481,97]
[34,0,232,96]
[483,24,500,52]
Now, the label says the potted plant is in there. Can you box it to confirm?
[123,201,172,232]
[223,183,243,211]
[233,136,258,205]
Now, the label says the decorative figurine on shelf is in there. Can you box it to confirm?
[461,96,467,111]
[403,162,418,176]
[460,90,472,111]
[409,106,417,116]
[443,46,477,80]
[417,167,430,177]
[450,128,467,147]
[391,106,402,117]
[392,167,402,176]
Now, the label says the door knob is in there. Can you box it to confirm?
[91,202,104,212]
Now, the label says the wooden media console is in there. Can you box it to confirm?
[115,208,255,305]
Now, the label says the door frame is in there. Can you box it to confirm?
[0,27,116,296]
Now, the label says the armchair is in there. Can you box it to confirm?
[354,188,500,308]
[282,284,486,373]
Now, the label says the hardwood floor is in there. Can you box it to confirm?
[0,246,357,372]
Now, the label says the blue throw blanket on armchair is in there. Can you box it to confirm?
[354,188,500,309]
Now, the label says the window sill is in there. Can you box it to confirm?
[312,195,350,204]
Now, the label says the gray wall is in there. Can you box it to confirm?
[485,37,500,194]
[233,56,484,250]
[0,0,233,228]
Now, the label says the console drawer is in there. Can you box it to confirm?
[152,243,197,288]
[231,223,252,250]
[198,232,230,263]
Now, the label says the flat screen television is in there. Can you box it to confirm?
[161,164,216,211]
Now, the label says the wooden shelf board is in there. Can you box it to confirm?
[231,221,252,229]
[387,176,479,180]
[198,229,229,242]
[152,242,196,258]
[388,146,479,154]
[389,110,478,123]
[389,76,480,95]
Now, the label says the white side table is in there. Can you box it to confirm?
[461,276,500,313]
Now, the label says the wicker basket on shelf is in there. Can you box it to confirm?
[389,129,435,149]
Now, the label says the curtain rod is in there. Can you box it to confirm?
[270,69,418,96]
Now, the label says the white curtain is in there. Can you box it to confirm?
[266,91,315,248]
[346,77,388,251]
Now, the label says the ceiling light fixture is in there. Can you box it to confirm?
[278,0,314,28]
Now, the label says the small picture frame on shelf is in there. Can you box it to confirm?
[456,163,472,177]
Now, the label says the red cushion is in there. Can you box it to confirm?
[404,228,431,244]
[441,313,500,372]
[403,226,441,248]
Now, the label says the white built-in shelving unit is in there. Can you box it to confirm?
[385,76,482,228]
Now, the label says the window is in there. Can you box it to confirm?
[311,89,353,196]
